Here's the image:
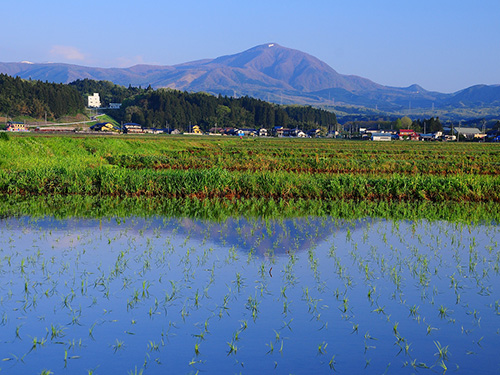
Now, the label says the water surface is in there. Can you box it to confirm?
[0,216,499,374]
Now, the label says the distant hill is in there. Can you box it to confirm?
[1,44,499,115]
[443,84,500,107]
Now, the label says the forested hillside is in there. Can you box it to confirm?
[69,79,142,107]
[69,78,337,131]
[0,74,84,118]
[113,89,337,131]
[1,74,337,131]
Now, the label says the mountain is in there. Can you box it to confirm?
[444,84,500,107]
[1,44,499,114]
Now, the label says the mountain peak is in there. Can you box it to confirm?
[2,44,497,112]
[207,43,353,92]
[403,84,426,93]
[247,43,283,50]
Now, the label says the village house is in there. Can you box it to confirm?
[307,129,321,138]
[90,122,120,132]
[208,127,223,135]
[123,123,143,134]
[6,122,29,132]
[453,127,483,140]
[190,125,203,134]
[238,128,258,136]
[371,132,393,141]
[398,129,419,140]
[291,129,307,138]
[273,126,294,137]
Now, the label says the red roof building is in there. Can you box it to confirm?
[398,129,419,140]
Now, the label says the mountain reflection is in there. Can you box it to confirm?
[3,216,368,256]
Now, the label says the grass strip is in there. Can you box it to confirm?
[1,167,499,202]
[1,195,499,223]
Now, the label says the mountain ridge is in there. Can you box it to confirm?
[1,43,499,114]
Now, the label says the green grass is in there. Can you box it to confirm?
[1,195,499,223]
[1,135,499,206]
[94,114,120,127]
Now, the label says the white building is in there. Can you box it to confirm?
[88,93,101,108]
[371,132,392,141]
[453,127,482,140]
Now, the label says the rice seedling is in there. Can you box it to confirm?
[438,305,451,319]
[372,304,386,315]
[245,295,260,322]
[29,336,47,352]
[434,341,450,361]
[266,341,274,354]
[233,273,245,293]
[317,341,328,355]
[111,339,125,353]
[328,355,337,371]
[392,322,400,337]
[427,324,438,335]
[408,304,420,318]
[15,323,22,340]
[226,340,238,356]
[48,324,66,340]
[147,341,159,352]
[127,366,144,375]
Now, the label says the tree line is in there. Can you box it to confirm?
[69,79,337,131]
[69,79,143,107]
[0,74,84,119]
[1,75,337,130]
[109,88,337,132]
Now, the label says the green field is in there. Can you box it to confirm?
[1,134,499,205]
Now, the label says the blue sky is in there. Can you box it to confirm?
[2,0,499,93]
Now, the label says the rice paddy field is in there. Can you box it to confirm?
[1,134,500,374]
[0,134,499,201]
[0,214,499,374]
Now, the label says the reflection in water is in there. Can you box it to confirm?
[0,216,499,374]
[6,215,370,256]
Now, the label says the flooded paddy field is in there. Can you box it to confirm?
[0,215,499,374]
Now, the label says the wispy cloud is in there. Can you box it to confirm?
[50,45,85,61]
